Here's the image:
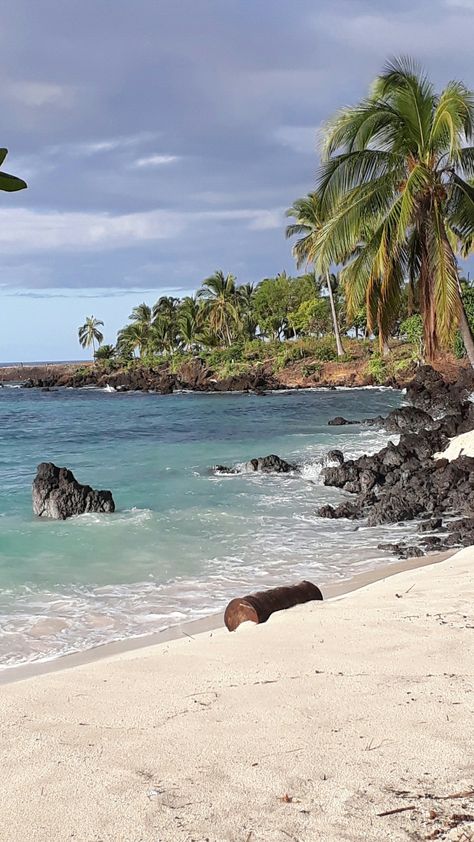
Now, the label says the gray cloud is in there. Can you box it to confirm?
[0,0,472,292]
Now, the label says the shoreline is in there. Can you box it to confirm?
[0,547,453,687]
[0,357,413,392]
[1,546,471,841]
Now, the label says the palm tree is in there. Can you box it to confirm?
[197,270,240,346]
[151,316,179,355]
[152,296,179,322]
[94,343,116,362]
[314,58,474,365]
[177,296,204,351]
[237,283,258,340]
[117,322,149,358]
[286,194,345,356]
[78,316,104,359]
[129,303,153,328]
[0,149,27,192]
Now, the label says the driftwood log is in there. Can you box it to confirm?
[224,580,323,631]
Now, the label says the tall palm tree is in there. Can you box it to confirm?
[314,58,474,365]
[237,283,257,340]
[197,270,240,346]
[286,194,345,356]
[78,316,104,359]
[177,296,203,351]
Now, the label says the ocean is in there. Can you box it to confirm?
[0,385,416,668]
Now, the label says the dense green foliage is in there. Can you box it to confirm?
[313,58,474,364]
[92,269,352,363]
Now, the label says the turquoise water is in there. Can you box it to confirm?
[0,385,414,667]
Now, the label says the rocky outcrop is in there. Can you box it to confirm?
[327,416,359,426]
[328,404,440,434]
[32,463,115,520]
[246,455,296,473]
[17,361,284,395]
[318,375,474,554]
[326,449,344,465]
[214,454,297,475]
[371,405,438,433]
[405,365,474,415]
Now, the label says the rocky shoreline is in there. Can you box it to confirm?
[4,358,474,560]
[319,365,474,557]
[0,357,411,393]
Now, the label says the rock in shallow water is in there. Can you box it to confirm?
[326,449,344,465]
[327,416,359,426]
[32,462,115,520]
[213,454,296,475]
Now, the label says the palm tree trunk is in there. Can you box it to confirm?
[382,339,390,357]
[326,273,344,357]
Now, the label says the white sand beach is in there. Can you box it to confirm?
[435,429,474,462]
[1,548,473,842]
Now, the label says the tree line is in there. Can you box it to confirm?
[79,58,474,367]
[77,269,370,362]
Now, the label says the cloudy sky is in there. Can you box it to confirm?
[1,0,474,360]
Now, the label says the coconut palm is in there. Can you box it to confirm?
[129,303,153,328]
[94,343,116,362]
[78,316,104,359]
[152,296,179,322]
[237,283,258,340]
[0,149,27,192]
[150,316,179,355]
[286,193,345,356]
[117,322,149,358]
[197,270,240,346]
[313,58,474,364]
[178,296,204,351]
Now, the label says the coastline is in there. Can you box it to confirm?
[0,357,416,392]
[0,547,453,686]
[1,546,471,842]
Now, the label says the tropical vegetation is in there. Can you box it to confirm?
[77,58,474,375]
[313,57,474,366]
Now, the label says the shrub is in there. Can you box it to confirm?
[365,355,387,384]
[274,340,314,370]
[400,314,423,345]
[313,337,337,362]
[391,358,415,376]
[302,362,323,378]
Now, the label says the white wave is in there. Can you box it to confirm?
[299,460,323,480]
[70,507,153,526]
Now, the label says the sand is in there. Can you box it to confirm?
[434,429,474,461]
[0,548,473,842]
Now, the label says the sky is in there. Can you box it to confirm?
[1,0,474,361]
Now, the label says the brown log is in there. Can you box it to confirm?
[224,580,323,631]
